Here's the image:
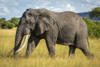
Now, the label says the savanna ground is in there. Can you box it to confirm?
[0,28,100,67]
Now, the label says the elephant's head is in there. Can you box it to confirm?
[19,9,39,34]
[13,9,40,55]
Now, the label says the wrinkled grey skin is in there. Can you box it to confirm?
[14,8,94,58]
[14,9,39,56]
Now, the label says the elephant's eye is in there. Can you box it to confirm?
[28,13,32,16]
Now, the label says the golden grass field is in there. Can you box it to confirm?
[0,28,100,67]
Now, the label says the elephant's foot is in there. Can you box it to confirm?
[79,46,94,59]
[25,53,31,59]
[25,55,30,59]
[82,49,94,59]
[14,52,18,58]
[25,50,32,58]
[86,53,94,59]
[68,54,75,58]
[49,52,55,58]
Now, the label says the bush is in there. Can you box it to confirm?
[1,21,15,29]
[94,21,100,25]
[0,18,5,28]
[0,17,19,29]
[0,22,3,28]
[83,17,100,38]
[10,17,19,27]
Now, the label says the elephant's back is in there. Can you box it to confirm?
[55,11,81,31]
[55,11,86,31]
[56,11,82,22]
[56,11,87,44]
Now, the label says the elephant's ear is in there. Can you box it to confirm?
[40,12,56,24]
[36,22,49,36]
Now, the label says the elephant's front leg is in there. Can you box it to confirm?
[46,38,56,58]
[26,35,40,58]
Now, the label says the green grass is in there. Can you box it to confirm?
[0,28,100,67]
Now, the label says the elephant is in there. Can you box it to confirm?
[9,8,94,58]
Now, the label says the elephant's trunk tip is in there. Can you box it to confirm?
[8,48,14,54]
[8,35,28,55]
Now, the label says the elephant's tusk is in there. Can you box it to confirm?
[16,35,29,52]
[8,35,28,55]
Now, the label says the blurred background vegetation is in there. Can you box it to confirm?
[0,17,19,29]
[0,7,100,38]
[83,17,100,38]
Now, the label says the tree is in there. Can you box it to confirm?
[83,17,100,38]
[0,18,6,28]
[90,7,100,18]
[0,18,6,22]
[1,21,15,29]
[10,17,19,27]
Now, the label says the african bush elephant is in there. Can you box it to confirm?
[9,8,94,58]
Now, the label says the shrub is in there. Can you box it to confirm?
[0,18,5,28]
[0,17,19,29]
[0,22,3,28]
[1,21,15,29]
[10,17,19,27]
[83,17,100,38]
[94,21,100,25]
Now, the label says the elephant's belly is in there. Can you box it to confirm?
[56,41,74,46]
[56,36,74,46]
[56,32,75,46]
[56,25,76,45]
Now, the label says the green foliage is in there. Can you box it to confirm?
[83,17,100,38]
[10,17,19,27]
[94,21,100,25]
[0,18,6,28]
[90,7,100,18]
[0,22,3,28]
[1,21,15,29]
[0,17,19,29]
[0,18,5,22]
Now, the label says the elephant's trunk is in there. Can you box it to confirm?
[14,27,24,55]
[8,18,29,56]
[8,20,23,55]
[14,17,29,55]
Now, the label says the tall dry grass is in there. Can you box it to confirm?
[0,28,100,67]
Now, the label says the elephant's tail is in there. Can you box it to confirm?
[86,36,90,49]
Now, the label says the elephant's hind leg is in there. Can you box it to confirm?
[80,47,94,58]
[76,37,94,58]
[69,45,76,57]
